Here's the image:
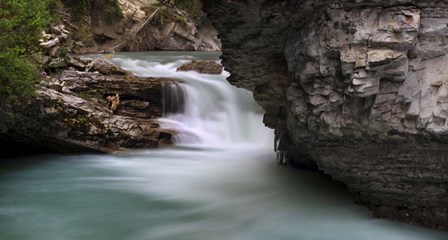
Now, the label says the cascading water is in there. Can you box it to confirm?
[1,52,447,240]
[110,52,273,147]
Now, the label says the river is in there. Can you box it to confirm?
[0,52,447,240]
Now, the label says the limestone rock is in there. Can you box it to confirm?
[40,38,60,48]
[204,0,448,230]
[87,58,129,76]
[48,83,63,92]
[111,1,221,52]
[177,60,223,74]
[0,62,182,153]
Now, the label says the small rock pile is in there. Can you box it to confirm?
[39,24,86,70]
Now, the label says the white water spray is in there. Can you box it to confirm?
[110,52,273,148]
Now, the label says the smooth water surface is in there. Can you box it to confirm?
[0,52,447,240]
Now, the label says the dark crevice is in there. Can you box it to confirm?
[0,134,53,158]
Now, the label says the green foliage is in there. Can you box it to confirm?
[60,0,89,21]
[153,6,172,26]
[0,51,38,101]
[176,15,188,25]
[150,0,200,26]
[173,0,202,19]
[157,0,202,19]
[0,0,53,53]
[0,0,54,100]
[62,0,123,23]
[103,0,124,23]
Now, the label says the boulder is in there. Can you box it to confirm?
[177,60,223,74]
[87,58,129,75]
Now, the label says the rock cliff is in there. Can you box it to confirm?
[117,0,221,51]
[61,0,221,52]
[204,0,448,230]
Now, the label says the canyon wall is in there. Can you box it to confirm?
[66,0,221,52]
[204,0,448,230]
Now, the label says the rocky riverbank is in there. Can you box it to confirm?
[0,0,224,157]
[0,57,180,154]
[204,0,448,230]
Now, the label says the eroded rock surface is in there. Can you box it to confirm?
[177,60,223,74]
[204,0,448,230]
[0,59,180,153]
[119,8,221,52]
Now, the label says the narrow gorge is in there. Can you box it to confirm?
[204,0,448,230]
[1,0,448,238]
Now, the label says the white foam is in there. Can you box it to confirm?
[110,54,274,149]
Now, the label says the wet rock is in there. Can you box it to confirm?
[177,60,223,74]
[0,61,181,153]
[204,0,448,230]
[68,57,89,71]
[87,58,129,76]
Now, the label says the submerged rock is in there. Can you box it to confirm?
[177,60,223,74]
[204,0,448,230]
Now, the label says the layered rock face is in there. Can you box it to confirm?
[0,59,178,154]
[204,0,448,230]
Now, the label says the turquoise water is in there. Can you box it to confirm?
[1,148,447,240]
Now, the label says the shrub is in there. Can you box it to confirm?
[60,0,89,22]
[103,0,124,23]
[157,0,203,19]
[62,0,123,23]
[0,0,54,101]
[0,51,38,101]
[173,0,202,19]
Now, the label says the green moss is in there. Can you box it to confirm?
[117,132,129,140]
[58,103,107,134]
[147,4,190,27]
[173,0,202,19]
[76,25,95,46]
[157,0,202,19]
[90,116,106,130]
[176,15,188,25]
[146,5,171,26]
[76,92,93,101]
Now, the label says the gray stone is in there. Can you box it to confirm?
[40,38,60,48]
[205,0,448,230]
[1,61,181,153]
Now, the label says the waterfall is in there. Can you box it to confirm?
[110,52,273,148]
